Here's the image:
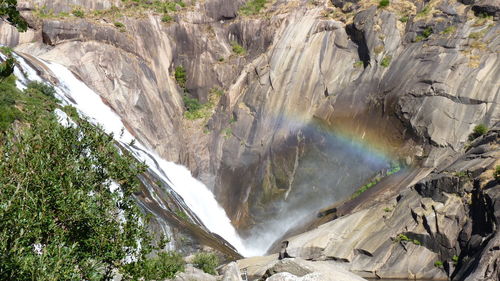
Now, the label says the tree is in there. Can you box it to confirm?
[0,111,152,280]
[0,0,28,31]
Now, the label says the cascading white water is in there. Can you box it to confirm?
[11,55,254,256]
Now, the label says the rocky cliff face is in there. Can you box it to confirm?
[1,0,498,278]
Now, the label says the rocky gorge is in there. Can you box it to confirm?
[1,0,499,280]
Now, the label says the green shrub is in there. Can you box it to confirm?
[161,14,173,22]
[0,76,22,132]
[399,15,409,23]
[25,81,56,98]
[422,27,433,38]
[124,252,185,279]
[0,46,14,55]
[192,252,219,275]
[231,41,246,55]
[114,21,125,28]
[380,55,392,67]
[0,106,155,279]
[434,260,444,268]
[72,8,84,18]
[452,255,459,265]
[469,124,488,141]
[378,0,390,8]
[175,65,187,88]
[239,0,268,16]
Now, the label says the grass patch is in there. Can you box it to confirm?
[399,15,409,23]
[192,252,219,275]
[239,0,268,16]
[494,166,500,181]
[469,30,486,39]
[441,26,456,35]
[378,0,390,8]
[353,61,364,68]
[380,55,392,67]
[231,41,246,55]
[72,8,85,18]
[161,14,173,22]
[416,5,431,18]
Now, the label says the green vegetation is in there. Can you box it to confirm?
[434,260,444,268]
[351,164,400,199]
[25,81,57,98]
[175,65,187,89]
[383,207,393,212]
[161,14,173,22]
[399,15,409,23]
[124,252,185,280]
[0,0,28,31]
[231,41,246,55]
[175,210,189,221]
[239,0,268,16]
[380,55,392,67]
[416,5,431,18]
[114,21,126,31]
[0,46,14,55]
[441,26,456,35]
[223,127,232,139]
[0,56,15,80]
[415,27,433,42]
[469,30,486,39]
[452,255,459,265]
[469,124,488,141]
[454,171,468,178]
[353,61,364,68]
[192,252,219,275]
[378,0,390,8]
[494,165,500,181]
[0,74,187,280]
[0,76,22,131]
[72,8,85,18]
[393,234,421,245]
[183,88,224,120]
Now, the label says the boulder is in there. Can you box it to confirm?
[172,265,217,281]
[472,0,500,17]
[222,262,244,281]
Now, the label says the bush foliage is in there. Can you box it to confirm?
[192,252,219,275]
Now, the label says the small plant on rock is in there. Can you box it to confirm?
[469,124,488,141]
[494,165,500,182]
[231,41,246,55]
[434,260,444,268]
[380,55,392,67]
[378,0,390,8]
[192,252,219,275]
[72,8,84,18]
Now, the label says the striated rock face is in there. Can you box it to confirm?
[283,127,499,280]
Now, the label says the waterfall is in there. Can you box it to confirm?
[11,54,251,256]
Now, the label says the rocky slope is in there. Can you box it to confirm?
[1,0,499,279]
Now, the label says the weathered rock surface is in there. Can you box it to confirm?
[281,127,499,280]
[221,261,244,281]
